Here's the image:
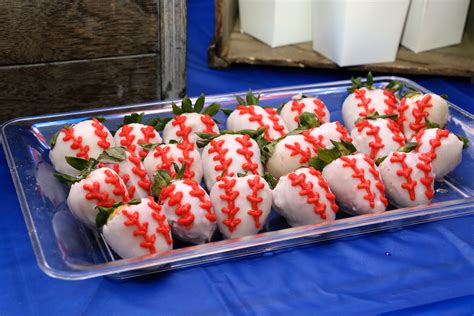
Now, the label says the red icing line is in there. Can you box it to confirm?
[355,120,385,160]
[208,139,234,180]
[148,197,173,245]
[153,146,176,177]
[302,130,325,153]
[172,115,192,143]
[287,171,328,219]
[104,169,129,203]
[137,125,157,158]
[416,154,434,199]
[386,119,406,147]
[335,121,352,142]
[389,152,417,201]
[200,114,217,134]
[340,156,377,208]
[112,163,135,198]
[308,167,339,213]
[236,106,271,140]
[121,208,156,254]
[398,97,409,135]
[83,181,115,207]
[285,141,312,164]
[291,101,305,122]
[119,124,136,154]
[354,89,375,117]
[383,90,397,114]
[236,134,259,175]
[415,128,450,160]
[92,118,111,150]
[184,179,216,222]
[177,142,196,179]
[62,127,90,160]
[409,94,433,134]
[218,177,241,232]
[363,156,388,207]
[128,153,152,193]
[246,176,265,228]
[265,107,287,138]
[291,99,327,123]
[160,184,195,226]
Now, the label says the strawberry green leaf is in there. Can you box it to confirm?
[366,72,374,87]
[182,97,193,113]
[54,172,81,186]
[138,143,160,151]
[263,172,278,189]
[172,102,184,115]
[440,94,449,100]
[298,112,322,129]
[146,116,172,131]
[354,111,398,125]
[194,94,205,113]
[202,103,221,117]
[123,112,144,125]
[246,91,260,105]
[236,95,246,106]
[66,156,90,171]
[151,170,173,197]
[222,108,234,116]
[456,135,469,149]
[424,117,440,129]
[375,156,387,166]
[385,80,402,92]
[398,142,418,153]
[93,116,107,123]
[97,147,127,163]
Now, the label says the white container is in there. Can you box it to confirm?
[311,0,410,67]
[401,0,470,53]
[239,0,312,48]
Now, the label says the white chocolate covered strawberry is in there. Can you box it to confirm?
[114,113,162,159]
[342,74,399,131]
[398,92,448,140]
[99,197,173,259]
[379,152,434,207]
[321,153,388,215]
[143,142,203,183]
[350,113,406,160]
[279,94,330,131]
[413,128,465,179]
[225,91,288,141]
[273,167,338,227]
[201,132,264,190]
[210,175,272,239]
[49,118,115,176]
[98,147,152,199]
[162,95,220,145]
[153,168,217,244]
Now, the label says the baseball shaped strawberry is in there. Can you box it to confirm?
[398,92,448,139]
[97,197,173,259]
[49,117,115,176]
[56,158,130,228]
[272,167,338,227]
[225,91,289,141]
[413,127,467,179]
[98,147,152,199]
[379,152,434,207]
[200,130,264,190]
[342,73,399,131]
[312,145,388,215]
[278,94,330,131]
[152,166,217,244]
[351,112,406,160]
[161,94,220,145]
[114,113,163,159]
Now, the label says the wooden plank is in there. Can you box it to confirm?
[0,0,158,66]
[0,55,159,122]
[159,0,187,99]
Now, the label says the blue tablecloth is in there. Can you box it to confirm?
[1,1,473,314]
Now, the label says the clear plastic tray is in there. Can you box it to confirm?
[2,77,473,280]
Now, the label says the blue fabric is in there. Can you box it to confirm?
[1,0,473,314]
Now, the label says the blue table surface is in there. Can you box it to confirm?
[1,1,473,315]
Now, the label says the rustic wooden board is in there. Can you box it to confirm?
[0,0,159,66]
[0,56,159,122]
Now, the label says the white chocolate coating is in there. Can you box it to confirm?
[323,154,387,215]
[201,134,264,190]
[50,119,115,176]
[342,88,398,131]
[102,197,173,259]
[210,175,272,239]
[67,167,129,228]
[280,95,331,131]
[143,143,203,183]
[162,112,220,144]
[114,123,162,158]
[273,168,337,227]
[413,128,463,179]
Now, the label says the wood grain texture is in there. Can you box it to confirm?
[0,0,158,66]
[0,56,159,122]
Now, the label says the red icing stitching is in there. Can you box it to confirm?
[335,121,352,142]
[208,139,234,179]
[302,130,325,153]
[287,171,328,219]
[285,141,312,164]
[122,209,156,254]
[383,90,398,114]
[128,153,152,193]
[291,99,327,123]
[83,181,115,207]
[416,154,434,200]
[62,127,90,160]
[104,169,129,203]
[340,156,376,208]
[389,152,417,201]
[291,101,305,122]
[398,97,409,135]
[409,94,433,134]
[172,115,192,143]
[177,142,196,179]
[236,134,259,175]
[265,107,287,138]
[354,89,375,117]
[200,114,217,134]
[159,184,195,226]
[415,128,450,160]
[218,177,241,232]
[308,167,339,213]
[184,179,216,222]
[355,120,385,160]
[137,125,157,159]
[386,119,406,147]
[112,163,135,198]
[246,176,265,228]
[119,124,136,154]
[236,106,271,140]
[148,197,173,245]
[92,118,110,150]
[363,156,388,207]
[153,145,176,177]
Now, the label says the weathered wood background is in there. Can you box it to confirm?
[0,0,186,122]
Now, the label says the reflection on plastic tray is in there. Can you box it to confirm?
[2,77,473,280]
